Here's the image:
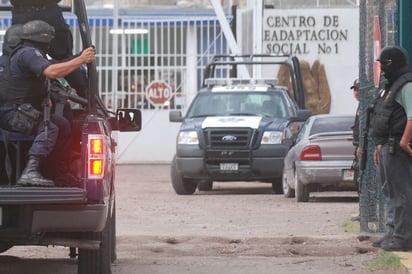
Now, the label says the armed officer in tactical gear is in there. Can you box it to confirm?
[0,20,95,187]
[370,46,412,251]
[10,0,88,97]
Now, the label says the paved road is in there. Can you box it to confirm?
[0,164,388,274]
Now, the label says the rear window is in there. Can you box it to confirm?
[310,116,354,135]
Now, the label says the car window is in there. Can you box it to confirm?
[309,117,354,135]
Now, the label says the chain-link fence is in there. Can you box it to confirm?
[358,0,397,233]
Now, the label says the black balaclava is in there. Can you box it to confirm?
[377,46,410,84]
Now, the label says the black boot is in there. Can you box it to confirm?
[17,155,55,187]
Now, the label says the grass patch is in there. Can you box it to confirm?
[339,216,360,234]
[367,251,400,272]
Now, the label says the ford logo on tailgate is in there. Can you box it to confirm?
[222,135,237,142]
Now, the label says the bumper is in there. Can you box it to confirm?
[176,144,289,181]
[31,203,108,232]
[0,203,108,239]
[296,160,354,186]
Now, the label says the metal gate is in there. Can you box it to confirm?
[358,0,397,233]
[0,9,235,162]
[85,12,232,163]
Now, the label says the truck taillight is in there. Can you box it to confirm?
[300,145,322,161]
[88,135,105,179]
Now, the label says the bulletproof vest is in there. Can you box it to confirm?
[370,71,412,145]
[1,47,47,110]
[0,45,23,104]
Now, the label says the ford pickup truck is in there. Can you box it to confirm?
[0,1,141,273]
[169,55,311,195]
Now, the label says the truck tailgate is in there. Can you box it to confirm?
[0,187,87,204]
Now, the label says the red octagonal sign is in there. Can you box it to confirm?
[146,80,173,105]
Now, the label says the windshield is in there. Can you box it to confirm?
[186,92,288,118]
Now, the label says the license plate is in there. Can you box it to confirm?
[343,169,354,180]
[220,163,238,171]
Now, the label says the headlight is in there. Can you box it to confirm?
[178,131,199,145]
[261,131,283,144]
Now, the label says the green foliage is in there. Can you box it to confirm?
[367,251,400,272]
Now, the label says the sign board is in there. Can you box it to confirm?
[262,8,359,114]
[146,80,172,105]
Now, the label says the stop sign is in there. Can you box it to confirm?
[146,80,173,105]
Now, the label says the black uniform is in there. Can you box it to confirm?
[370,52,412,251]
[0,42,71,159]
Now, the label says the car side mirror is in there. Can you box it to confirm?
[169,110,183,122]
[115,109,142,131]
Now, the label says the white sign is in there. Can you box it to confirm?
[262,8,360,114]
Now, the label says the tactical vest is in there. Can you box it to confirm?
[0,47,47,110]
[370,72,412,145]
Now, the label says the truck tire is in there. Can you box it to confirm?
[78,208,113,274]
[295,170,309,202]
[271,177,283,194]
[171,156,197,195]
[197,180,213,191]
[110,200,117,262]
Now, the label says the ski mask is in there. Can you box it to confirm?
[377,46,409,83]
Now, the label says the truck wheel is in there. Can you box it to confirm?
[282,171,295,198]
[171,156,197,195]
[295,170,309,202]
[110,200,117,262]
[271,177,283,194]
[78,208,113,274]
[197,180,213,191]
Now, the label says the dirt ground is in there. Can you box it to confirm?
[0,164,401,273]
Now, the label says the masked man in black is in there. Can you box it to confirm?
[370,46,412,251]
[10,0,88,97]
[0,20,95,187]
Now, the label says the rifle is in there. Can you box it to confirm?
[44,79,51,139]
[48,79,88,116]
[358,105,373,192]
[360,106,373,171]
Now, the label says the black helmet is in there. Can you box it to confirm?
[3,24,23,55]
[377,46,409,81]
[21,20,55,44]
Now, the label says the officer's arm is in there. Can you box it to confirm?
[399,83,412,154]
[43,47,95,79]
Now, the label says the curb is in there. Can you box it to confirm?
[394,252,412,274]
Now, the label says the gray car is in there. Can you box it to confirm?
[282,114,356,202]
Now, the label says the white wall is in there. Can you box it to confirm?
[115,110,180,163]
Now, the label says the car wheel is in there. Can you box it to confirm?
[198,180,213,191]
[294,170,309,202]
[282,170,295,198]
[271,177,283,194]
[171,156,197,195]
